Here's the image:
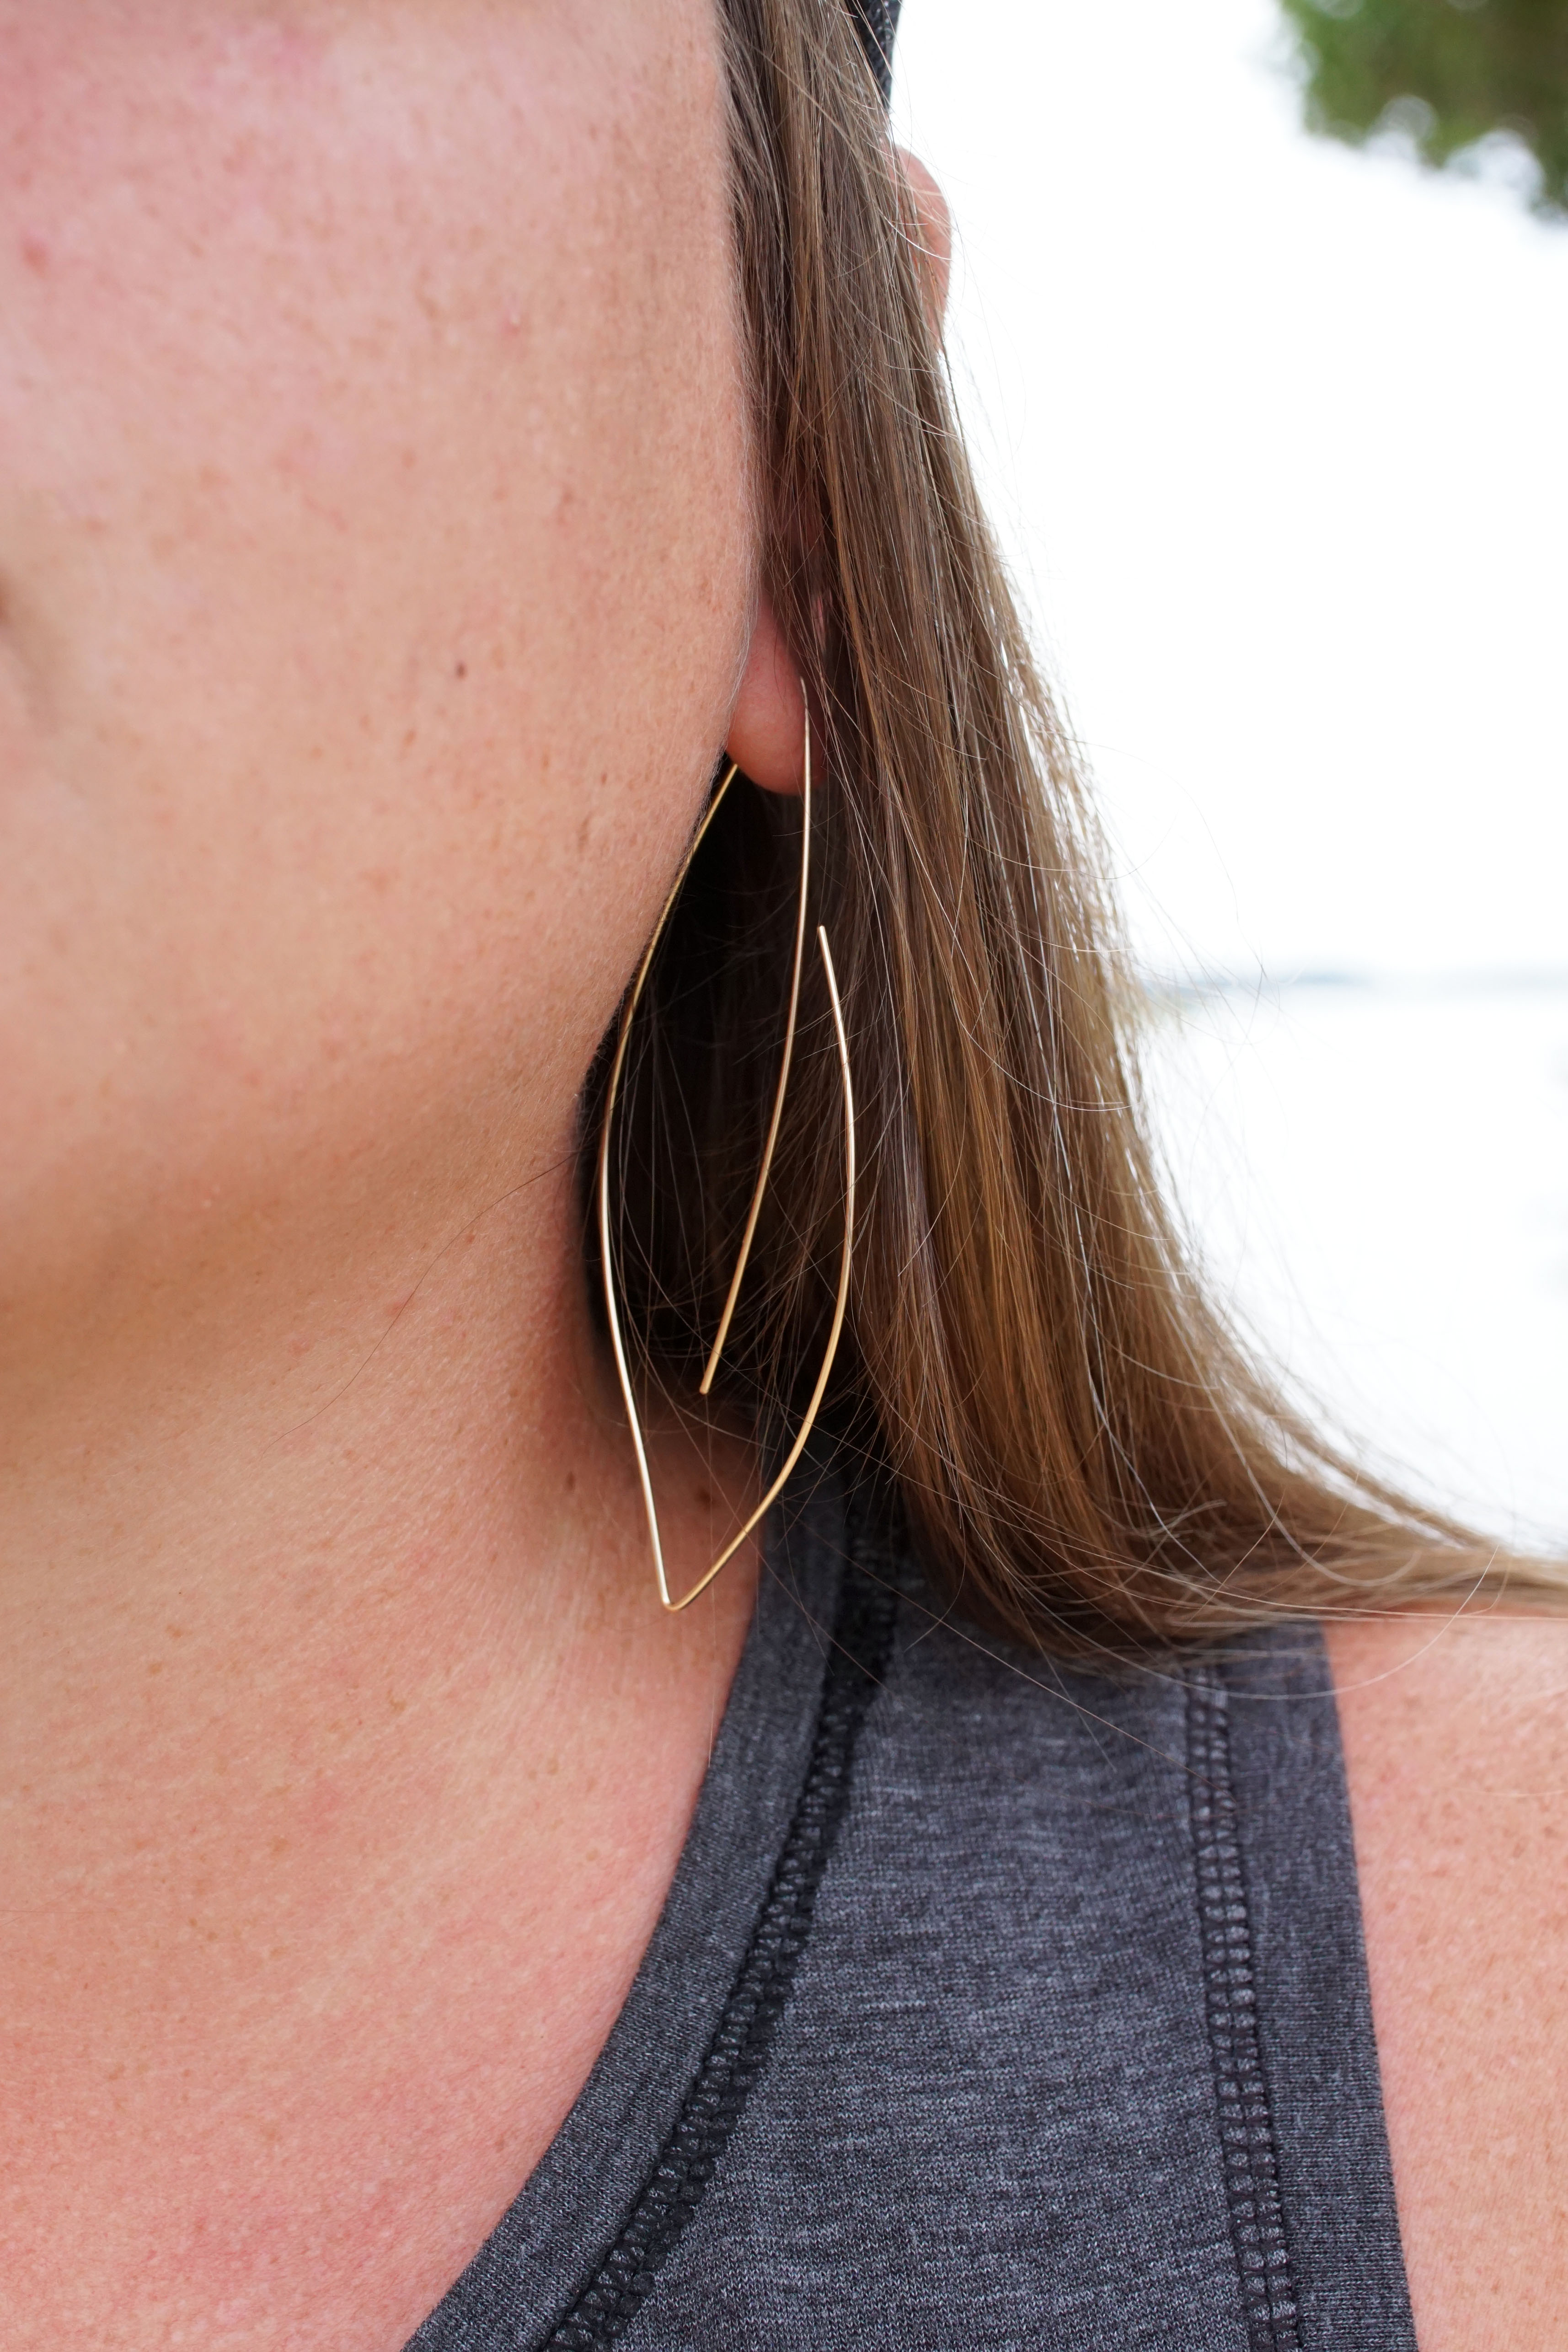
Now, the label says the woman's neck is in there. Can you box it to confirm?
[0,1136,758,2347]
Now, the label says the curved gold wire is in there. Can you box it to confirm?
[699,713,813,1397]
[595,722,856,1613]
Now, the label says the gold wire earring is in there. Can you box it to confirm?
[595,708,856,1613]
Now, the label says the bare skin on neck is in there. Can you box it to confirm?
[0,1151,759,2347]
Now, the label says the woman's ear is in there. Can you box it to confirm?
[725,589,805,795]
[899,150,952,332]
[726,155,949,801]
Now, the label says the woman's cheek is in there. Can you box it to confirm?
[0,0,749,1249]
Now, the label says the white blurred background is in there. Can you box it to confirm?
[892,0,1568,1547]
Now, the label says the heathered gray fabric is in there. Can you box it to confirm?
[408,1464,1415,2352]
[848,0,900,102]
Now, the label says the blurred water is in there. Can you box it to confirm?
[1145,977,1568,1550]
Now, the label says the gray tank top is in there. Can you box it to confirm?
[407,1461,1414,2351]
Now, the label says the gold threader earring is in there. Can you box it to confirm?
[595,708,856,1613]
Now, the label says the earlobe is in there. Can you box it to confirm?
[725,590,805,796]
[725,161,947,804]
[899,150,952,333]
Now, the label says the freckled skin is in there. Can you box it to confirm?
[0,5,761,2347]
[1329,1614,1568,2352]
[0,0,749,1348]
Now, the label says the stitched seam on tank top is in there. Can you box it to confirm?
[538,1503,899,2351]
[1188,1669,1303,2352]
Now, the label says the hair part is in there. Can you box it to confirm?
[593,0,1555,1655]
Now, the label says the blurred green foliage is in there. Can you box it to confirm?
[1280,0,1568,217]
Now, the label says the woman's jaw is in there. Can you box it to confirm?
[0,0,756,1465]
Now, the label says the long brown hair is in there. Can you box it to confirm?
[596,0,1545,1655]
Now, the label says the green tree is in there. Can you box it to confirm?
[1279,0,1568,217]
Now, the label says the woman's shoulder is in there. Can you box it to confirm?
[1326,1607,1568,2351]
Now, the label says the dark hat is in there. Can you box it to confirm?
[848,0,901,103]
